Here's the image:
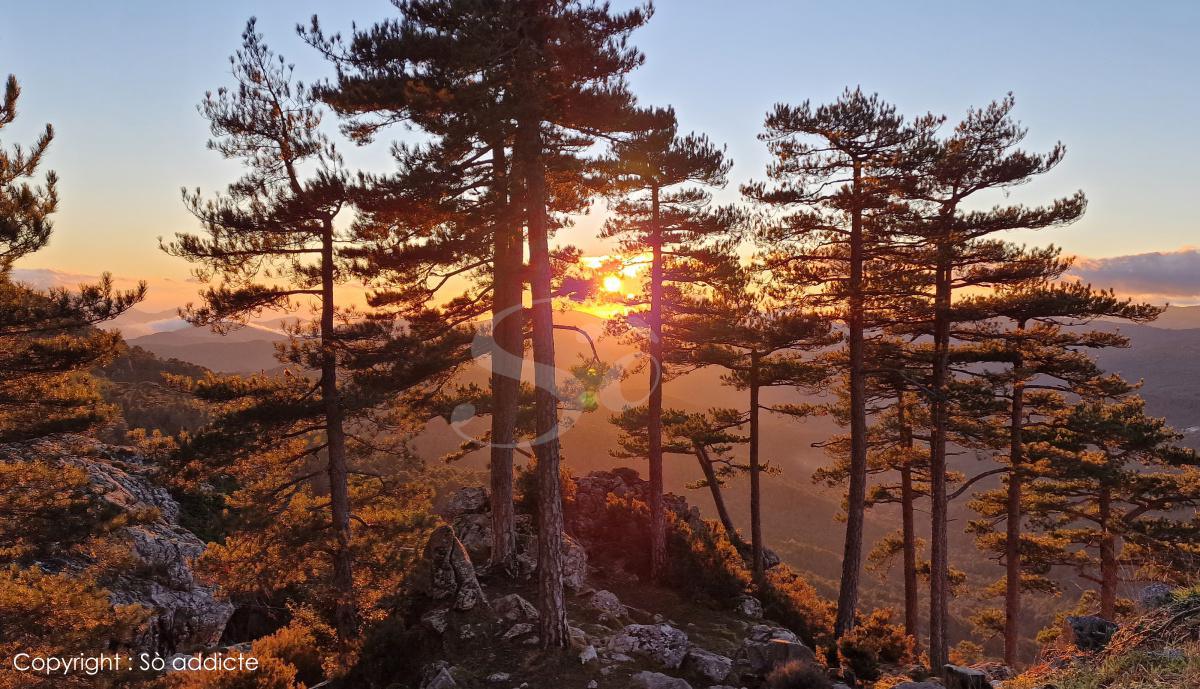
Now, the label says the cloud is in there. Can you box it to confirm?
[1070,247,1200,300]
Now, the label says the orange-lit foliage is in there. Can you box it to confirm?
[836,608,916,681]
[155,620,326,689]
[0,566,148,689]
[760,565,837,651]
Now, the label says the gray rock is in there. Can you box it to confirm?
[453,512,492,563]
[418,526,487,611]
[608,624,690,669]
[588,682,599,689]
[562,533,589,590]
[420,664,457,689]
[734,596,763,619]
[683,647,733,684]
[443,486,489,517]
[485,672,510,683]
[580,645,599,664]
[629,671,693,689]
[735,624,814,675]
[591,589,628,619]
[1138,583,1175,610]
[492,593,539,622]
[421,608,449,634]
[944,664,988,689]
[501,623,535,641]
[0,435,233,654]
[1063,615,1118,652]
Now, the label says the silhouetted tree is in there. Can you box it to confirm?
[600,110,738,579]
[0,74,144,442]
[162,23,361,644]
[898,96,1087,667]
[745,88,938,636]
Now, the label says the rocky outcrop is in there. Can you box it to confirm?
[735,624,815,676]
[943,664,988,689]
[414,526,487,611]
[562,533,589,590]
[608,623,691,669]
[0,434,232,654]
[568,469,703,541]
[443,486,489,517]
[1063,615,1118,652]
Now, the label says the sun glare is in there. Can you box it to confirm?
[602,275,623,292]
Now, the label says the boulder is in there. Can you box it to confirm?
[608,624,690,669]
[420,663,458,689]
[629,671,693,689]
[500,623,535,641]
[420,608,449,634]
[416,526,487,611]
[894,683,942,689]
[562,534,589,590]
[735,625,815,675]
[492,593,539,622]
[0,435,233,654]
[580,645,598,664]
[943,664,988,689]
[443,486,489,517]
[682,647,733,684]
[734,596,763,619]
[452,513,492,563]
[1138,583,1174,610]
[1063,615,1118,652]
[590,590,628,620]
[970,662,1013,681]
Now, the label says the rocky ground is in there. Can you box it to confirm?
[0,435,233,655]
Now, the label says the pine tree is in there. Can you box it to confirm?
[0,74,144,441]
[1028,388,1200,619]
[669,277,835,584]
[813,337,931,640]
[304,5,530,574]
[959,277,1160,665]
[162,23,361,644]
[744,88,939,636]
[899,96,1087,667]
[611,406,749,549]
[599,110,738,580]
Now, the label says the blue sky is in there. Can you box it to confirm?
[2,0,1198,305]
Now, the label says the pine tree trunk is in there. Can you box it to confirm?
[836,160,868,638]
[898,395,920,641]
[694,442,739,545]
[517,116,568,649]
[928,241,953,670]
[489,138,521,576]
[1005,342,1026,668]
[749,356,764,585]
[320,218,356,646]
[648,184,667,581]
[1099,486,1118,619]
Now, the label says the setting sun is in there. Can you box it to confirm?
[602,275,623,293]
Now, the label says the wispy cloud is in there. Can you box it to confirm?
[1070,247,1200,302]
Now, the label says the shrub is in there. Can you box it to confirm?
[760,564,837,651]
[766,660,833,689]
[836,608,916,681]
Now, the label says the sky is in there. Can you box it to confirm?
[3,0,1199,308]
